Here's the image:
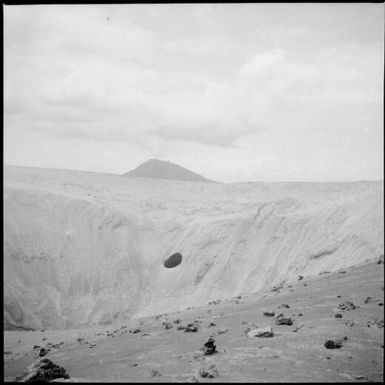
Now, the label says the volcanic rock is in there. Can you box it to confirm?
[15,358,70,382]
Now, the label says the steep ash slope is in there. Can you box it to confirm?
[3,166,384,330]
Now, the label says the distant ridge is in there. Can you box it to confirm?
[123,159,216,182]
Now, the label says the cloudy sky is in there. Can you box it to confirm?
[4,3,384,182]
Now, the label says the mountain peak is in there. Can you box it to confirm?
[123,159,216,182]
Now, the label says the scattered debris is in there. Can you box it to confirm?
[247,327,274,338]
[76,338,86,345]
[199,364,219,378]
[276,313,284,319]
[319,271,331,275]
[367,318,384,328]
[173,319,181,324]
[324,339,344,349]
[271,284,283,293]
[177,325,186,331]
[263,310,275,317]
[278,304,290,309]
[345,320,355,327]
[364,297,372,304]
[89,343,96,348]
[4,351,12,355]
[337,270,346,274]
[15,358,70,382]
[33,345,41,350]
[208,322,216,327]
[164,322,173,330]
[276,317,293,326]
[150,369,162,377]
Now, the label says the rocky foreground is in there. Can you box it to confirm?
[4,257,384,382]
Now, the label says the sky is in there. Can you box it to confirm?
[4,3,384,183]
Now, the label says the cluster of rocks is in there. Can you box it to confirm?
[150,369,161,377]
[367,318,384,328]
[199,364,219,378]
[338,301,356,311]
[15,358,70,382]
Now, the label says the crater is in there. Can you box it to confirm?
[163,252,182,268]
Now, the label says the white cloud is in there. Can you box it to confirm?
[4,4,384,181]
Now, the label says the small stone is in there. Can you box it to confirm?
[208,322,216,327]
[173,319,181,324]
[324,339,343,349]
[217,328,228,334]
[39,348,48,357]
[278,304,290,309]
[263,310,275,317]
[164,322,173,329]
[276,317,293,326]
[247,327,274,338]
[364,297,372,304]
[185,324,198,333]
[200,337,216,355]
[132,329,141,334]
[177,325,186,331]
[298,275,304,281]
[334,313,343,318]
[298,313,303,317]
